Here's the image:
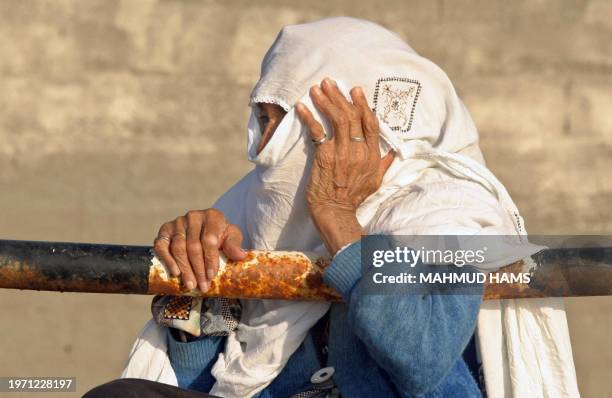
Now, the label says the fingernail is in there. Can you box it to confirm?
[295,102,305,111]
[185,280,196,290]
[206,268,216,280]
[311,86,322,96]
[323,77,336,86]
[200,281,210,293]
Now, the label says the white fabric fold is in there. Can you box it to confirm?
[208,87,332,397]
[121,319,178,385]
[210,300,329,397]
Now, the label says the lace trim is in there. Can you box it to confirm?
[250,95,292,112]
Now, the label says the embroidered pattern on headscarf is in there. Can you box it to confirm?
[373,77,421,133]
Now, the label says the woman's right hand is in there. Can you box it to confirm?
[153,208,246,293]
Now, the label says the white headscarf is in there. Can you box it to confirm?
[122,17,579,398]
[209,17,534,397]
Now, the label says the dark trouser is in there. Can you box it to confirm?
[83,378,220,398]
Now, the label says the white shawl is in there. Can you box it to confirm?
[122,17,579,398]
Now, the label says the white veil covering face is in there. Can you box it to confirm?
[122,18,579,398]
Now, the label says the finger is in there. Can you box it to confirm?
[296,100,336,190]
[321,78,359,147]
[351,87,380,150]
[169,217,197,290]
[296,102,326,143]
[185,211,206,290]
[154,222,180,277]
[377,150,396,181]
[221,224,246,261]
[319,80,355,187]
[310,85,347,141]
[200,210,226,291]
[311,82,352,187]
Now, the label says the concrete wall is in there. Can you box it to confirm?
[0,1,610,396]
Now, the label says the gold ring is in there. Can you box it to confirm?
[154,235,171,243]
[171,232,187,239]
[350,136,365,142]
[312,135,328,146]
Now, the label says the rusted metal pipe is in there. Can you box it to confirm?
[0,240,150,294]
[0,239,611,300]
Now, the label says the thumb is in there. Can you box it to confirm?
[221,224,247,261]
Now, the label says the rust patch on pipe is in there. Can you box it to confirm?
[0,261,41,290]
[148,250,341,300]
[0,259,147,294]
[483,260,545,300]
[148,266,192,296]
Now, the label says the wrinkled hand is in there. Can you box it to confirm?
[296,78,395,254]
[153,208,246,292]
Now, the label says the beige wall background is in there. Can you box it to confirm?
[0,0,611,396]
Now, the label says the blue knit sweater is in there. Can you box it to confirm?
[168,241,483,397]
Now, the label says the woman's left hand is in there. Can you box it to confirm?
[296,78,395,255]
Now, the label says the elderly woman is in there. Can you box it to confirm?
[87,17,578,398]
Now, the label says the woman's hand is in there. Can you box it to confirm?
[153,208,246,292]
[296,78,394,255]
